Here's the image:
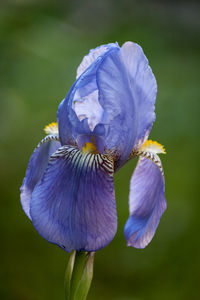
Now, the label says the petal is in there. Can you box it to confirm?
[20,136,61,219]
[124,156,166,249]
[59,41,156,166]
[61,45,138,164]
[76,43,119,79]
[73,90,103,131]
[57,99,79,146]
[97,49,137,164]
[58,45,120,145]
[121,42,157,147]
[30,146,117,252]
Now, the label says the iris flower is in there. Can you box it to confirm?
[20,42,166,252]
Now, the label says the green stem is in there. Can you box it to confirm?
[64,251,95,300]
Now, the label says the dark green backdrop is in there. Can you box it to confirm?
[0,0,199,299]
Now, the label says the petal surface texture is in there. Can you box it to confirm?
[124,156,166,248]
[121,42,157,147]
[30,146,117,252]
[20,136,61,219]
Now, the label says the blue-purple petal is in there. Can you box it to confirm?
[30,146,117,252]
[124,157,166,248]
[59,44,138,166]
[97,49,137,163]
[20,137,61,219]
[121,42,157,147]
[57,99,79,146]
[58,45,120,145]
[76,43,119,78]
[59,41,157,165]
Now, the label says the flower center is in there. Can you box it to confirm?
[77,134,105,154]
[82,141,99,154]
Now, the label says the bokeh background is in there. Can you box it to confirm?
[0,0,199,299]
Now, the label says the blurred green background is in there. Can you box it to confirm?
[0,0,199,299]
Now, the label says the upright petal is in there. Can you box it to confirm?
[97,49,137,163]
[57,99,79,146]
[73,90,104,131]
[76,43,119,79]
[124,156,166,248]
[58,46,120,145]
[59,41,155,165]
[30,146,117,252]
[59,45,138,166]
[20,136,61,219]
[121,42,157,147]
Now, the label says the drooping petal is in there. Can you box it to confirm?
[30,146,117,252]
[20,135,61,219]
[121,42,157,147]
[124,156,166,249]
[76,43,119,79]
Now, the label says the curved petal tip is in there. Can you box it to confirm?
[124,157,166,249]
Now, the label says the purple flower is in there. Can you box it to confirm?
[20,42,166,252]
